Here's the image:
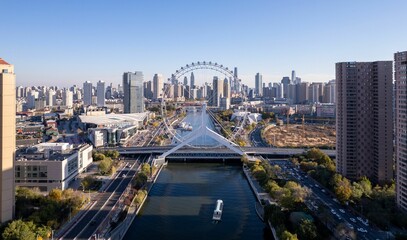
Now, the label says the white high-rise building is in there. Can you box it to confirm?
[153,74,163,100]
[96,80,105,107]
[83,81,93,106]
[255,73,263,97]
[63,89,73,108]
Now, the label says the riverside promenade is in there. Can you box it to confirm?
[106,163,165,240]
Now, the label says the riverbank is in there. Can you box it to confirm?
[106,163,165,240]
[242,165,279,240]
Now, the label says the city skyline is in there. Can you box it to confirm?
[1,0,406,87]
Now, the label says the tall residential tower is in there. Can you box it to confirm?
[0,58,15,222]
[395,51,407,211]
[336,61,393,183]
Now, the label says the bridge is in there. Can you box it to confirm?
[114,146,336,159]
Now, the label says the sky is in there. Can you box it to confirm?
[1,0,406,88]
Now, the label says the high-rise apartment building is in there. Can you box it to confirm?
[336,61,393,183]
[395,51,407,211]
[123,71,144,113]
[96,80,105,107]
[255,73,263,97]
[323,80,336,103]
[83,81,93,106]
[153,74,163,100]
[63,89,73,108]
[0,58,15,222]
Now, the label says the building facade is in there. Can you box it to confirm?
[255,73,263,97]
[0,58,15,222]
[97,80,105,107]
[83,81,93,106]
[153,74,163,100]
[395,51,407,211]
[15,143,93,192]
[123,71,144,113]
[336,61,393,183]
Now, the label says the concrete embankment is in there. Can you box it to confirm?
[242,166,279,240]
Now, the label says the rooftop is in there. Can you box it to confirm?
[0,58,10,65]
[79,112,148,126]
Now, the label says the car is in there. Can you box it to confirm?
[362,221,369,226]
[339,209,345,213]
[346,223,354,229]
[350,218,356,223]
[321,189,326,193]
[357,228,367,233]
[333,198,339,203]
[357,217,363,222]
[122,174,127,177]
[331,209,336,214]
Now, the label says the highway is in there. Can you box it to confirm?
[61,158,142,240]
[269,159,387,240]
[250,126,269,147]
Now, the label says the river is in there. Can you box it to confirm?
[123,107,271,239]
[123,163,272,240]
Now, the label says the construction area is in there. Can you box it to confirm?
[262,124,336,149]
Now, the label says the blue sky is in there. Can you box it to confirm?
[1,0,406,88]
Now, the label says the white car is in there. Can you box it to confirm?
[339,209,345,213]
[357,217,363,222]
[357,228,367,233]
[350,218,356,223]
[122,174,127,177]
[331,209,336,214]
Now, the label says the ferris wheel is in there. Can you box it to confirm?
[158,61,249,148]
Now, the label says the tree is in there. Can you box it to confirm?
[351,182,364,201]
[358,176,372,197]
[2,220,37,240]
[81,175,96,191]
[133,172,148,189]
[281,230,299,240]
[99,158,112,175]
[331,174,352,203]
[93,153,105,161]
[48,188,63,201]
[141,163,151,176]
[296,219,317,240]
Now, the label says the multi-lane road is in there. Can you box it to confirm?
[269,159,388,240]
[60,157,143,240]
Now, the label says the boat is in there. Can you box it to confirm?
[177,121,193,131]
[212,199,223,221]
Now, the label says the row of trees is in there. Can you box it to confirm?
[92,150,120,175]
[132,163,152,190]
[292,148,407,229]
[2,187,87,240]
[243,157,317,239]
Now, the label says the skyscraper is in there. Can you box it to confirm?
[395,51,407,211]
[153,74,163,100]
[190,72,195,89]
[123,71,144,113]
[83,81,93,106]
[183,76,188,86]
[255,73,263,97]
[281,77,290,98]
[63,89,73,108]
[211,76,224,107]
[291,70,296,84]
[96,80,105,107]
[336,61,393,183]
[0,58,15,222]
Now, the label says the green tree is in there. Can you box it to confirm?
[281,230,299,240]
[2,220,37,240]
[358,176,372,197]
[296,219,317,240]
[351,182,364,201]
[141,163,151,176]
[81,175,96,191]
[99,158,112,175]
[133,172,148,189]
[331,174,352,203]
[93,153,105,161]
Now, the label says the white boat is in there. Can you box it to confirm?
[178,121,193,131]
[212,199,223,221]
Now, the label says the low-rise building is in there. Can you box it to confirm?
[15,143,93,192]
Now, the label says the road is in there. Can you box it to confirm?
[61,157,142,240]
[250,127,269,147]
[268,159,387,240]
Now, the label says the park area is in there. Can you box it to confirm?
[262,124,336,149]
